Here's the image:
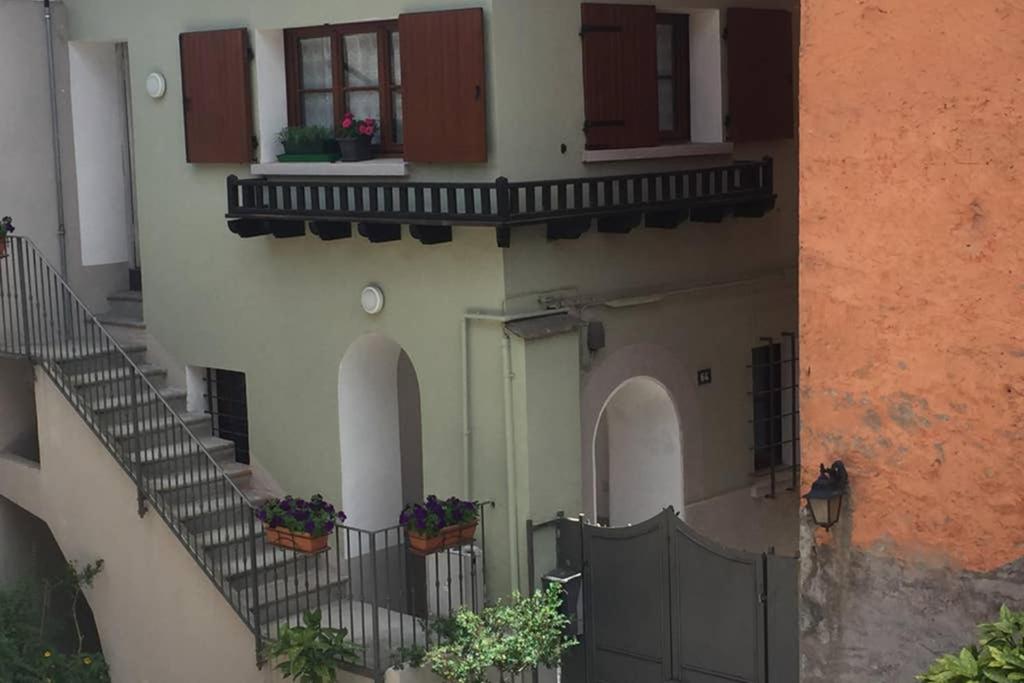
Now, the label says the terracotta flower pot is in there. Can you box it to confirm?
[264,524,329,554]
[407,521,478,556]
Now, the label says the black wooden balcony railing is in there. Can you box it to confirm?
[226,157,774,247]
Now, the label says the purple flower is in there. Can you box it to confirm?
[270,516,284,528]
[280,500,292,512]
[296,499,308,510]
[304,520,316,533]
[256,509,267,521]
[337,511,347,521]
[324,520,335,533]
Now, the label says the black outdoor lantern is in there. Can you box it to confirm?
[804,461,848,530]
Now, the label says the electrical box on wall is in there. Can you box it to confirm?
[697,368,712,385]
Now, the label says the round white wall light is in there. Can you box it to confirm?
[146,72,166,99]
[360,285,385,315]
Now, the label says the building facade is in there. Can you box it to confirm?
[0,0,798,680]
[799,0,1024,680]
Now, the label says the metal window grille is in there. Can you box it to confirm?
[204,368,250,464]
[750,332,800,498]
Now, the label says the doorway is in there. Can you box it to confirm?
[68,41,138,278]
[593,376,683,527]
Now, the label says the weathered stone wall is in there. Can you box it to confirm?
[799,0,1024,679]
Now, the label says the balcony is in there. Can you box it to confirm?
[226,157,775,248]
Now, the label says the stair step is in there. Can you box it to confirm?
[31,341,146,362]
[97,314,146,329]
[110,411,208,440]
[108,290,143,302]
[70,364,166,388]
[90,387,186,415]
[219,543,329,583]
[149,460,251,494]
[175,491,269,524]
[137,435,236,466]
[247,570,350,624]
[197,518,263,551]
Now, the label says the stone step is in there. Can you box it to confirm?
[148,459,250,494]
[110,411,211,451]
[246,567,350,625]
[96,314,146,330]
[175,491,271,534]
[91,386,187,428]
[106,290,143,319]
[70,364,167,394]
[39,342,148,375]
[136,435,236,467]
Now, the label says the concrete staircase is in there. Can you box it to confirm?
[75,290,351,637]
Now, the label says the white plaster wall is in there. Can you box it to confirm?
[68,42,131,266]
[604,377,683,525]
[0,1,126,310]
[339,334,403,531]
[0,370,372,683]
[253,29,287,163]
[0,358,40,461]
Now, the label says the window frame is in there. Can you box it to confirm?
[284,20,402,155]
[655,13,691,144]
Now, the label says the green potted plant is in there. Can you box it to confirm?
[423,583,578,683]
[918,605,1024,682]
[276,126,338,162]
[399,496,479,556]
[264,609,361,683]
[336,112,376,162]
[256,494,345,554]
[0,216,15,258]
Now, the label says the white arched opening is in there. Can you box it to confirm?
[339,334,423,531]
[593,377,683,526]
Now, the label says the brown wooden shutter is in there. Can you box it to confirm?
[581,3,658,150]
[399,8,487,163]
[726,9,795,142]
[179,28,254,164]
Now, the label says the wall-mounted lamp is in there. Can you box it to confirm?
[803,461,848,530]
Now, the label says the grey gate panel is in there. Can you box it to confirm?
[583,511,672,683]
[669,515,765,682]
[766,553,799,683]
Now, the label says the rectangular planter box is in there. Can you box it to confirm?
[407,521,478,556]
[276,152,341,163]
[264,524,329,554]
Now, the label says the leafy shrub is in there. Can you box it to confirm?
[264,609,361,683]
[0,559,108,682]
[424,583,578,683]
[918,605,1024,682]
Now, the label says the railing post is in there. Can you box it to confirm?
[15,239,33,357]
[227,175,240,213]
[249,511,264,667]
[370,531,383,682]
[495,176,511,221]
[131,373,148,518]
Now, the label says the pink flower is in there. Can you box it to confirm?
[364,117,375,126]
[342,118,352,129]
[358,124,370,135]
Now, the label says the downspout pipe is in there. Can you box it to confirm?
[43,0,69,281]
[461,307,570,593]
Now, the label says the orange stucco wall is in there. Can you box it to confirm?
[800,0,1024,572]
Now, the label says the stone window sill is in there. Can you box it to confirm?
[582,142,734,163]
[250,159,408,177]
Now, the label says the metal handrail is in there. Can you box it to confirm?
[3,235,253,506]
[0,234,493,678]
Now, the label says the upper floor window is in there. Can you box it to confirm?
[656,14,690,142]
[581,3,795,151]
[284,22,403,154]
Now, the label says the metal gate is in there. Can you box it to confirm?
[550,508,798,683]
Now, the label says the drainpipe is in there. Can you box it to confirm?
[461,308,569,593]
[43,0,69,280]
